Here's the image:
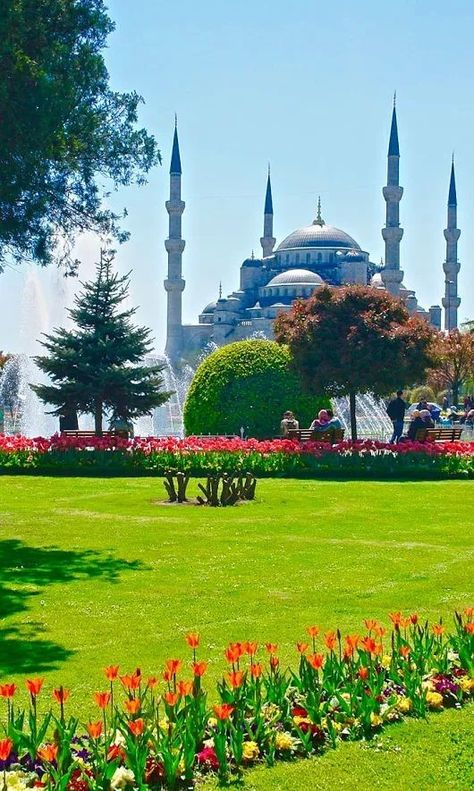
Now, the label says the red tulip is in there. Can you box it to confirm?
[185,632,200,648]
[296,642,309,654]
[324,631,337,651]
[53,687,70,704]
[358,666,369,680]
[177,680,193,697]
[124,698,141,715]
[128,718,145,736]
[164,691,179,707]
[227,670,244,689]
[26,678,44,697]
[165,659,182,676]
[265,643,278,654]
[94,691,111,709]
[307,653,324,670]
[0,684,16,699]
[0,738,12,762]
[104,665,119,681]
[250,663,263,679]
[192,661,207,677]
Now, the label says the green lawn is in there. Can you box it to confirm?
[1,476,473,789]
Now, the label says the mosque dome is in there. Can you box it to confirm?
[277,222,361,252]
[266,269,324,287]
[201,301,217,314]
[242,254,262,267]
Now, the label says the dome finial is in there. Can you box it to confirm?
[313,195,325,226]
[218,281,222,299]
[251,249,254,259]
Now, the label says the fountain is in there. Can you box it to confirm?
[332,393,393,441]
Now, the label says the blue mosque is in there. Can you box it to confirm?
[164,104,461,364]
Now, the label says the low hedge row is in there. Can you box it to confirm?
[1,435,474,479]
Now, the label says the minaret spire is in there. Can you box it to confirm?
[164,119,185,363]
[381,99,404,296]
[260,165,276,258]
[442,157,461,330]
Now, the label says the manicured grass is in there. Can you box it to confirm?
[1,476,473,788]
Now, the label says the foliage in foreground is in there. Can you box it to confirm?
[1,434,474,479]
[183,340,328,439]
[0,611,472,789]
[0,0,159,271]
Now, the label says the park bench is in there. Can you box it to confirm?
[414,427,463,443]
[286,428,345,444]
[61,429,130,439]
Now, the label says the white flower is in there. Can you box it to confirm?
[112,728,127,747]
[110,766,136,789]
[4,771,29,790]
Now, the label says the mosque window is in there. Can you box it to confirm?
[329,253,334,263]
[306,253,311,264]
[295,253,300,264]
[317,253,322,263]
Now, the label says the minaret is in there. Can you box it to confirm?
[164,118,185,363]
[442,157,461,330]
[260,165,276,258]
[381,97,404,296]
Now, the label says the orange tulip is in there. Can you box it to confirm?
[0,684,16,698]
[265,643,278,654]
[165,659,182,676]
[87,721,103,739]
[432,624,445,636]
[37,744,58,763]
[245,641,258,656]
[345,634,360,653]
[227,670,244,689]
[389,612,402,627]
[358,666,369,680]
[0,738,13,762]
[162,670,172,683]
[163,691,179,707]
[177,680,193,697]
[128,718,145,736]
[296,642,309,654]
[147,676,158,689]
[107,744,126,762]
[269,655,279,670]
[250,663,263,679]
[26,678,44,697]
[213,703,234,720]
[192,661,207,677]
[94,691,111,709]
[53,687,70,705]
[224,645,241,664]
[307,653,324,670]
[464,606,474,618]
[360,636,378,655]
[104,665,119,681]
[120,674,140,691]
[324,631,337,651]
[364,619,378,632]
[185,632,200,648]
[399,645,410,658]
[400,617,411,630]
[465,622,474,635]
[306,625,319,638]
[374,626,386,639]
[124,698,141,715]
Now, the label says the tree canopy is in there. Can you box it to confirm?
[33,250,171,434]
[274,285,436,439]
[427,330,474,405]
[0,0,159,273]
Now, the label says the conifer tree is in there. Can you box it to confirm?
[33,250,171,434]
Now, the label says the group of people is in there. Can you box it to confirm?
[386,390,437,444]
[280,408,342,436]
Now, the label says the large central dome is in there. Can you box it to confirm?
[276,221,361,252]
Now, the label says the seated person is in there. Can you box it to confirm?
[326,408,342,430]
[109,415,134,437]
[406,409,425,440]
[310,409,331,431]
[280,410,299,436]
[419,408,435,428]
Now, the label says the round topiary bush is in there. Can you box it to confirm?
[183,340,329,439]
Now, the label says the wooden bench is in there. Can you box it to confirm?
[287,428,345,444]
[61,429,130,439]
[414,427,463,443]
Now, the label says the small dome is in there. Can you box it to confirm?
[266,269,324,287]
[370,272,384,287]
[242,256,262,268]
[277,223,360,252]
[201,301,217,314]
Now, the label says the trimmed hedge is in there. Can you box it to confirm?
[183,340,328,439]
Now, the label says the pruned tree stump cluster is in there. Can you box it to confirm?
[163,471,257,507]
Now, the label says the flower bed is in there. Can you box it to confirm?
[0,611,473,788]
[1,434,474,478]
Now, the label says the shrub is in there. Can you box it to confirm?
[410,385,437,405]
[183,340,329,439]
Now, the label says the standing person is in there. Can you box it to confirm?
[386,390,408,444]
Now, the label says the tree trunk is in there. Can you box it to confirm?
[452,381,459,406]
[349,390,357,441]
[94,400,103,436]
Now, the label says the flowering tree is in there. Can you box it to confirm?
[427,330,474,405]
[274,285,436,439]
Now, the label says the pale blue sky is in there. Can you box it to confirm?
[1,0,474,352]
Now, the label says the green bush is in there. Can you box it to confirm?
[183,340,329,439]
[410,385,437,405]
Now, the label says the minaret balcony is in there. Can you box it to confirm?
[165,238,186,254]
[443,228,461,243]
[381,227,403,244]
[382,185,403,203]
[165,200,185,214]
[443,261,461,275]
[164,278,185,293]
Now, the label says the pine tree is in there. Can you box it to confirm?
[33,250,171,434]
